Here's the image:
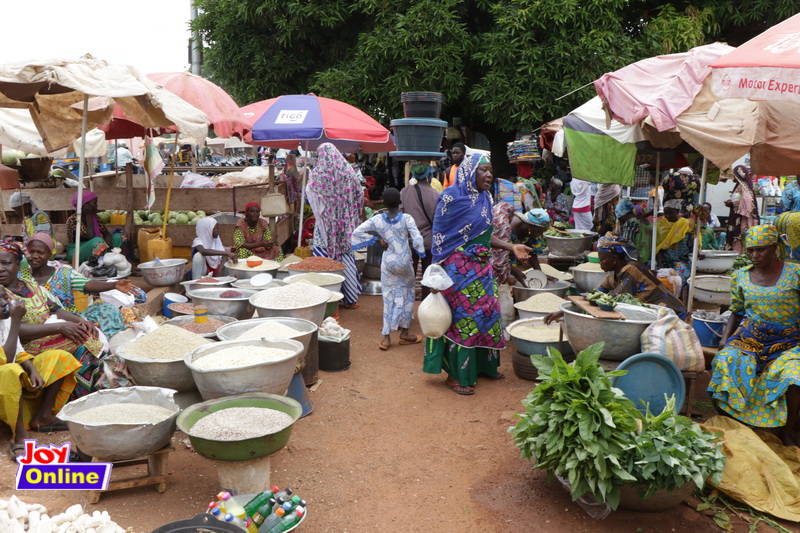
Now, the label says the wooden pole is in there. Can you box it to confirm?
[125,163,134,258]
[650,152,661,269]
[73,94,89,269]
[686,158,709,315]
[267,164,276,245]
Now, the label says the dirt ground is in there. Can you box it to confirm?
[0,294,795,532]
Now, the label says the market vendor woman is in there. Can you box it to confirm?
[545,233,686,323]
[708,225,800,447]
[66,191,124,264]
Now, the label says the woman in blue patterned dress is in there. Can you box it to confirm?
[422,154,531,395]
[352,188,426,351]
[708,225,800,447]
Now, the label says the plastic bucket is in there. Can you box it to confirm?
[401,91,444,119]
[692,316,725,347]
[319,336,351,372]
[163,292,188,318]
[390,118,447,152]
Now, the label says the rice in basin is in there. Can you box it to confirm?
[252,282,330,309]
[123,325,212,360]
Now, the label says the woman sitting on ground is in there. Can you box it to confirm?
[65,191,124,264]
[0,287,80,460]
[0,240,107,399]
[192,217,237,278]
[22,233,140,339]
[708,225,800,447]
[233,202,283,262]
[545,234,686,323]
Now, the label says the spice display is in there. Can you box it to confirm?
[168,303,197,315]
[72,403,175,424]
[239,322,302,340]
[177,317,226,334]
[196,277,218,283]
[123,324,212,360]
[192,346,294,369]
[252,283,330,309]
[515,293,567,313]
[231,259,281,271]
[509,323,563,343]
[188,407,294,441]
[288,256,345,271]
[219,290,243,298]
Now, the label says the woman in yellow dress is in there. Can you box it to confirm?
[0,283,80,460]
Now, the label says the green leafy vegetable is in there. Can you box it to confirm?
[615,294,645,307]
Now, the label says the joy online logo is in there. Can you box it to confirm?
[274,110,309,124]
[15,440,112,490]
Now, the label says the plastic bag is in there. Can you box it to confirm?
[418,292,452,339]
[132,316,159,339]
[656,268,681,296]
[180,172,216,188]
[641,307,705,372]
[100,289,135,309]
[421,264,453,290]
[554,473,611,519]
[497,283,515,340]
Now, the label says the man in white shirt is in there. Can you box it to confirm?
[115,143,134,169]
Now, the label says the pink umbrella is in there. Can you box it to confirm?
[709,13,800,103]
[147,72,249,138]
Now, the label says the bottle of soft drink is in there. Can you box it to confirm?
[272,488,293,506]
[218,492,247,520]
[208,506,223,520]
[252,498,277,527]
[243,516,258,533]
[266,507,304,533]
[244,487,279,518]
[222,513,247,532]
[259,507,285,531]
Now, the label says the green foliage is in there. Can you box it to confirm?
[510,342,726,510]
[621,396,725,499]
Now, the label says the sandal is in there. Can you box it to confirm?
[342,302,361,310]
[378,342,390,351]
[446,382,475,396]
[399,334,423,345]
[8,443,24,462]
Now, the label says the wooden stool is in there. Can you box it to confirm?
[88,445,174,504]
[681,372,699,418]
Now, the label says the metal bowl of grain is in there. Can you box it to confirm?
[227,259,281,280]
[560,302,658,361]
[570,263,609,293]
[283,272,345,294]
[249,284,331,326]
[506,317,572,357]
[162,314,239,338]
[176,392,302,461]
[186,288,259,320]
[57,386,180,461]
[216,317,318,360]
[513,292,569,320]
[186,338,304,401]
[180,276,236,293]
[512,280,570,304]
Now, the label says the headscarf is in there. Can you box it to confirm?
[664,199,683,211]
[9,192,35,210]
[0,239,27,261]
[633,204,647,218]
[192,217,225,269]
[515,208,550,228]
[597,232,636,257]
[280,154,301,202]
[28,232,55,253]
[744,225,779,248]
[678,167,694,174]
[595,183,620,208]
[615,198,635,218]
[431,153,494,263]
[244,202,260,214]
[306,143,364,259]
[71,190,102,238]
[411,164,434,180]
[656,215,692,251]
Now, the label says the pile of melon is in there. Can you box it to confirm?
[98,210,207,226]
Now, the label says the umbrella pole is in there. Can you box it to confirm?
[73,94,89,269]
[298,166,308,247]
[686,158,709,315]
[650,152,661,269]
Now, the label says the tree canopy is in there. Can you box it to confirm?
[192,0,800,168]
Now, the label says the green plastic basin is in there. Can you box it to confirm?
[176,393,302,462]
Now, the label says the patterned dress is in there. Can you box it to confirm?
[423,230,505,386]
[351,212,425,335]
[233,219,283,261]
[545,192,571,223]
[708,262,800,427]
[490,202,545,284]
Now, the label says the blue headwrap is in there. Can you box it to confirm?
[615,198,635,218]
[517,208,550,228]
[432,153,494,263]
[597,233,636,257]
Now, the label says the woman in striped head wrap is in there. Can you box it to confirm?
[708,224,800,447]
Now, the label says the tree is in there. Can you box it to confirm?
[192,0,798,172]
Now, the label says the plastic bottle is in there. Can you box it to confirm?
[259,507,285,531]
[252,498,277,526]
[272,488,293,506]
[266,507,304,533]
[245,487,279,517]
[208,506,223,520]
[222,513,247,531]
[218,491,248,520]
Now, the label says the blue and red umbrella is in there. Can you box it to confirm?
[242,94,395,153]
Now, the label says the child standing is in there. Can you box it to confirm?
[351,188,425,350]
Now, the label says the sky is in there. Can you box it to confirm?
[2,0,192,74]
